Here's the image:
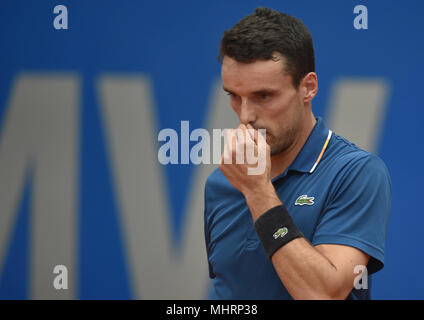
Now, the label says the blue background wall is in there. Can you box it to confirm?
[0,0,423,299]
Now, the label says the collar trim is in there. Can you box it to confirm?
[309,130,332,173]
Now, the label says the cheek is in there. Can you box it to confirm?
[265,99,291,124]
[265,95,299,134]
[275,92,301,120]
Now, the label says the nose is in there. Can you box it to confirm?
[239,99,256,125]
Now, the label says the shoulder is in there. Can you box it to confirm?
[323,132,391,196]
[205,167,226,195]
[327,132,390,177]
[206,167,224,186]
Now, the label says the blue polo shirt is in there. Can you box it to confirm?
[204,117,391,300]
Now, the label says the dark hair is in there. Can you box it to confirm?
[218,7,315,88]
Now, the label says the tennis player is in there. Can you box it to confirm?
[204,7,391,300]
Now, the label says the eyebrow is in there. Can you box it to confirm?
[251,88,278,95]
[222,86,278,95]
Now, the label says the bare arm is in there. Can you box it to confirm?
[245,185,370,300]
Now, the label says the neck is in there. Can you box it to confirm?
[270,112,316,179]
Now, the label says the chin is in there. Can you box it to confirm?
[270,144,286,156]
[269,138,291,156]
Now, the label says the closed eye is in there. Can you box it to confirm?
[225,91,239,99]
[252,89,276,101]
[254,92,272,101]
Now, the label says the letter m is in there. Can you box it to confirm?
[0,74,79,299]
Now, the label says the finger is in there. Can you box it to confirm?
[244,125,258,160]
[235,126,247,164]
[236,124,248,143]
[222,139,230,165]
[245,124,255,145]
[246,123,258,145]
[255,128,269,159]
[228,129,237,152]
[224,129,236,164]
[256,127,267,146]
[235,126,246,145]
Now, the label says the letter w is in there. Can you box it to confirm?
[97,75,210,299]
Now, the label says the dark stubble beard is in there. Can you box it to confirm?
[268,119,301,156]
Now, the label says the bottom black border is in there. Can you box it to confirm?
[1,299,422,318]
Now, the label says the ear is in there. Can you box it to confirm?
[300,72,318,103]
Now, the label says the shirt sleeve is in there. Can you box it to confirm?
[311,153,392,274]
[204,177,216,279]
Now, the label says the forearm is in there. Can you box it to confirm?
[244,184,347,300]
[270,237,345,299]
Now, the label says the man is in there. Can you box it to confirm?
[203,7,391,300]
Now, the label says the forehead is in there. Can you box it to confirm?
[221,55,291,93]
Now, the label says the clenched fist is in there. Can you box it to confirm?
[219,123,271,196]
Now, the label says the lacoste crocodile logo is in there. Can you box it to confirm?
[295,195,315,206]
[273,227,288,240]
